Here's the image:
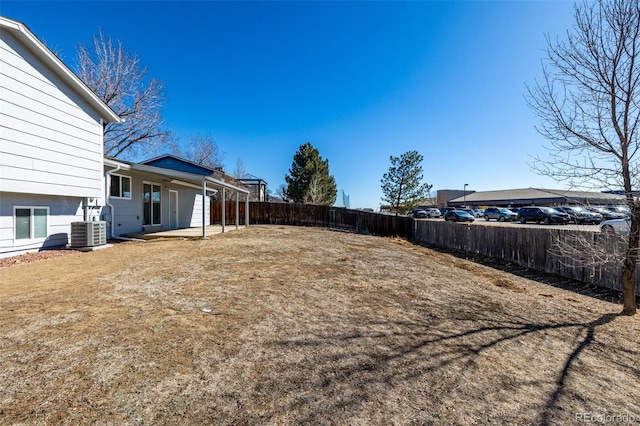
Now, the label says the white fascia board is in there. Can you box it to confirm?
[0,16,121,124]
[103,158,131,170]
[205,176,250,194]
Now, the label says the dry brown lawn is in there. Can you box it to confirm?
[1,225,639,425]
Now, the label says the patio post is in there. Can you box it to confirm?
[221,187,226,233]
[201,180,207,239]
[245,193,250,226]
[236,191,240,230]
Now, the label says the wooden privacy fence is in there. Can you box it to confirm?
[210,201,413,238]
[211,200,638,296]
[412,221,640,296]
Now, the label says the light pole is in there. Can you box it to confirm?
[463,183,468,208]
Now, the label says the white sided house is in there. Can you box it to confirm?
[0,16,121,257]
[103,156,250,239]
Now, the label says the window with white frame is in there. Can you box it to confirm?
[15,207,49,240]
[110,174,132,199]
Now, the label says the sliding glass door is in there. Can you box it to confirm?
[143,182,162,226]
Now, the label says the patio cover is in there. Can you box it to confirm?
[104,158,250,238]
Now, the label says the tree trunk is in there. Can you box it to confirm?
[621,212,639,315]
[621,265,637,315]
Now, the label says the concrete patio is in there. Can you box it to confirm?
[122,225,247,240]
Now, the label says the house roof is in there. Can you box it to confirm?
[104,157,249,194]
[449,188,626,205]
[141,154,220,175]
[239,176,268,186]
[141,154,265,187]
[0,15,121,123]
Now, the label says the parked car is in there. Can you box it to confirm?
[589,206,626,221]
[603,205,631,219]
[472,209,484,217]
[600,218,631,235]
[517,206,570,224]
[509,208,521,215]
[483,207,517,222]
[408,207,441,218]
[444,210,475,222]
[412,210,429,218]
[554,206,603,224]
[425,208,442,218]
[439,207,455,218]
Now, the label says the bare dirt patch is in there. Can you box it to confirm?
[1,225,639,425]
[0,249,80,269]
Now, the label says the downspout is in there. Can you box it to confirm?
[83,198,89,222]
[104,164,120,239]
[105,164,146,243]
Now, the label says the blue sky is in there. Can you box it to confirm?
[1,1,578,209]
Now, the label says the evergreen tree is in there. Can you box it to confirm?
[284,142,337,205]
[381,151,432,214]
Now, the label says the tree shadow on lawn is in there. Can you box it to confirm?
[257,310,635,425]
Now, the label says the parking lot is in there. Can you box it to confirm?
[416,217,604,232]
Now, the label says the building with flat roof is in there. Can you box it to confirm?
[439,188,626,208]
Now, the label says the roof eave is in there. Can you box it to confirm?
[128,163,250,194]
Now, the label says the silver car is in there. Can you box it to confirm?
[425,208,442,218]
[600,218,630,235]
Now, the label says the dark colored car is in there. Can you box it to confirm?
[439,207,455,218]
[483,207,517,222]
[517,206,570,224]
[555,206,603,224]
[413,210,428,218]
[407,208,425,218]
[444,210,475,222]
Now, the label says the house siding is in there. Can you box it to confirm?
[0,30,104,199]
[102,169,207,236]
[0,193,86,257]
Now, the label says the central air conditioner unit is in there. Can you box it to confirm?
[70,221,107,248]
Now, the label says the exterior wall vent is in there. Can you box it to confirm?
[70,221,107,247]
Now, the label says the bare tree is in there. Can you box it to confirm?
[233,158,248,179]
[76,31,170,159]
[276,184,290,202]
[527,0,640,314]
[171,134,224,169]
[304,174,327,205]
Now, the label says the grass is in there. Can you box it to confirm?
[1,225,639,425]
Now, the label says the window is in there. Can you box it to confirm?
[143,182,161,225]
[110,175,131,199]
[15,207,48,240]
